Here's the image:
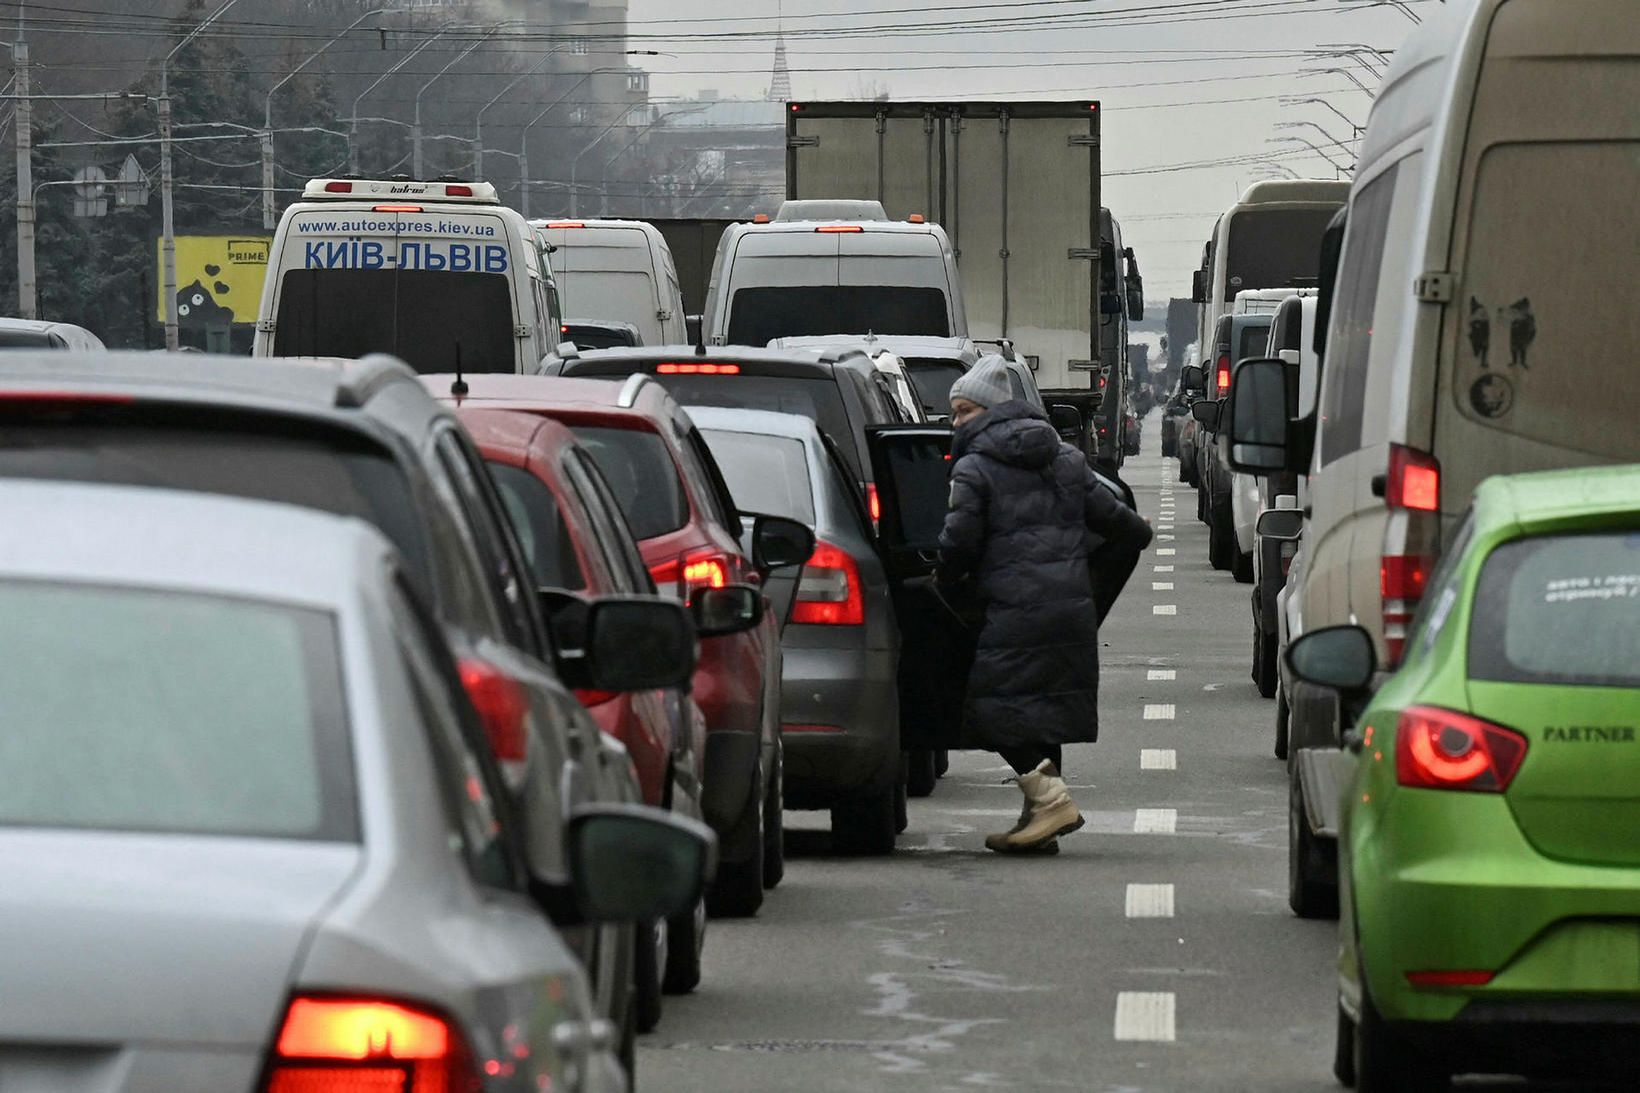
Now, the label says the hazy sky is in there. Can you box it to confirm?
[624,0,1420,295]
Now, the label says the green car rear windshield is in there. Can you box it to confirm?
[1469,531,1640,688]
[0,581,358,840]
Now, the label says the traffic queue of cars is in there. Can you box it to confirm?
[1,167,1058,1091]
[1172,2,1640,1088]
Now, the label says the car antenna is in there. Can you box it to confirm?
[450,343,468,399]
[694,328,707,357]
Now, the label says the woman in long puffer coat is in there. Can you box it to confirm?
[938,358,1153,854]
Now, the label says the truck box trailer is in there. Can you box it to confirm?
[784,100,1142,468]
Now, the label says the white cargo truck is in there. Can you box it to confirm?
[783,100,1143,469]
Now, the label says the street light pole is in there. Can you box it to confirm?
[160,0,244,351]
[413,22,513,179]
[263,6,390,228]
[13,36,33,319]
[517,66,623,218]
[349,27,455,173]
[475,47,565,181]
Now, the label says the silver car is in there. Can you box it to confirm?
[690,407,905,856]
[0,479,711,1093]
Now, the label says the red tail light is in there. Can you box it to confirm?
[1380,553,1433,665]
[1395,706,1528,793]
[651,550,731,599]
[865,482,882,525]
[323,181,352,194]
[547,221,584,229]
[1215,355,1231,395]
[262,995,482,1093]
[790,540,864,625]
[1386,443,1440,512]
[815,225,865,233]
[457,658,528,770]
[372,204,423,213]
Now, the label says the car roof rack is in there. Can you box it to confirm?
[616,372,652,409]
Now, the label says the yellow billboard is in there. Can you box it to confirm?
[156,235,271,326]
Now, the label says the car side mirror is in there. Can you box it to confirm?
[750,513,815,572]
[1256,507,1305,541]
[567,804,717,923]
[1048,403,1083,441]
[1285,625,1377,693]
[1191,269,1206,304]
[1224,358,1289,473]
[690,584,763,637]
[1180,364,1204,392]
[560,596,696,692]
[1190,400,1220,430]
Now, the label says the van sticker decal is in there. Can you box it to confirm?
[298,239,509,274]
[1469,373,1514,419]
[176,279,234,327]
[1503,297,1536,370]
[295,218,497,237]
[1467,297,1490,367]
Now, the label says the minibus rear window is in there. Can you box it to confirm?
[727,286,949,346]
[274,268,515,374]
[1224,208,1340,300]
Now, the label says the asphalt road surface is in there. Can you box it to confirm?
[638,432,1600,1093]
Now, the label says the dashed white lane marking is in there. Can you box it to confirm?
[1114,992,1177,1042]
[1147,669,1176,681]
[1153,604,1177,616]
[1152,582,1174,591]
[1133,808,1178,834]
[1125,883,1177,918]
[1158,548,1176,556]
[1143,703,1175,720]
[1140,748,1177,770]
[1158,534,1175,541]
[1154,564,1174,573]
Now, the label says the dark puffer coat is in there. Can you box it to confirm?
[937,401,1153,750]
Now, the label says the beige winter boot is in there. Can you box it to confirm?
[985,761,1083,853]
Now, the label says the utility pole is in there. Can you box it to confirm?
[14,37,33,319]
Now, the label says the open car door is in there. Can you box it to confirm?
[865,424,976,753]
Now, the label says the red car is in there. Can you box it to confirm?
[425,374,811,920]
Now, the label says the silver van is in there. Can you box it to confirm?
[533,218,689,348]
[702,214,967,348]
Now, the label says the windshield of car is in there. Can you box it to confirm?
[0,581,356,840]
[1469,531,1640,688]
[727,286,949,346]
[487,461,586,591]
[569,424,689,541]
[1223,207,1339,300]
[0,418,433,589]
[700,429,816,524]
[648,372,856,469]
[903,359,966,416]
[273,268,515,373]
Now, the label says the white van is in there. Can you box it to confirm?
[1222,0,1640,910]
[702,215,967,348]
[532,219,688,348]
[254,178,559,373]
[1192,179,1349,359]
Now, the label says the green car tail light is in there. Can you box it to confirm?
[1395,706,1529,793]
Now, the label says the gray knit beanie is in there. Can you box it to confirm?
[948,356,1013,410]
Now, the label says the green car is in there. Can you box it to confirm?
[1285,465,1640,1092]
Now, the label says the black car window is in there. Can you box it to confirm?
[727,286,950,346]
[487,460,587,592]
[1223,207,1339,300]
[564,449,653,593]
[1319,164,1399,465]
[387,576,522,892]
[273,268,516,374]
[1470,530,1640,689]
[903,359,965,416]
[572,424,690,541]
[434,429,540,654]
[1237,319,1273,363]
